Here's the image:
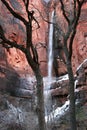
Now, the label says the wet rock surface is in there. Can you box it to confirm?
[0,93,38,130]
[0,59,87,130]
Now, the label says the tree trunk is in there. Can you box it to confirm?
[66,60,77,130]
[53,58,59,77]
[25,52,46,130]
[35,69,46,130]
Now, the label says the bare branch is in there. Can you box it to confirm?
[31,4,54,25]
[0,25,26,52]
[31,45,39,64]
[0,25,5,38]
[22,1,40,29]
[74,0,84,28]
[26,0,29,10]
[68,30,76,59]
[28,11,40,29]
[35,42,47,49]
[40,60,47,63]
[77,0,85,5]
[59,0,70,24]
[68,0,84,59]
[0,24,39,69]
[77,0,80,5]
[74,0,76,19]
[1,0,27,25]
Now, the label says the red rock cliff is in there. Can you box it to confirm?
[0,0,87,76]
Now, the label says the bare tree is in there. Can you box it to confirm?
[0,0,46,130]
[54,0,85,130]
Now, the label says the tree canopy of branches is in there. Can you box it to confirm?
[0,0,46,130]
[0,0,86,130]
[55,0,85,130]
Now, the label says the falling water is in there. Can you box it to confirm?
[43,0,50,3]
[48,11,54,80]
[44,11,54,122]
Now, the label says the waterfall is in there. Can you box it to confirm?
[48,11,54,81]
[43,0,50,3]
[44,11,54,122]
[45,100,70,123]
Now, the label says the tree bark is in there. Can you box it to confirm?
[66,60,77,130]
[35,69,46,130]
[53,58,59,77]
[25,51,46,130]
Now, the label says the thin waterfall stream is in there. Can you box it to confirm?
[44,11,54,122]
[44,10,70,124]
[48,11,54,80]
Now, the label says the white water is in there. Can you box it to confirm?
[44,77,80,123]
[57,74,69,82]
[44,74,69,123]
[43,0,50,3]
[45,100,69,123]
[44,11,54,119]
[44,7,87,124]
[48,11,54,80]
[76,59,87,72]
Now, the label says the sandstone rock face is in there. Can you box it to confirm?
[76,59,87,102]
[53,2,87,75]
[0,0,49,76]
[0,2,87,130]
[0,1,87,102]
[0,58,87,130]
[51,59,87,103]
[76,59,87,86]
[72,4,87,73]
[0,1,87,76]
